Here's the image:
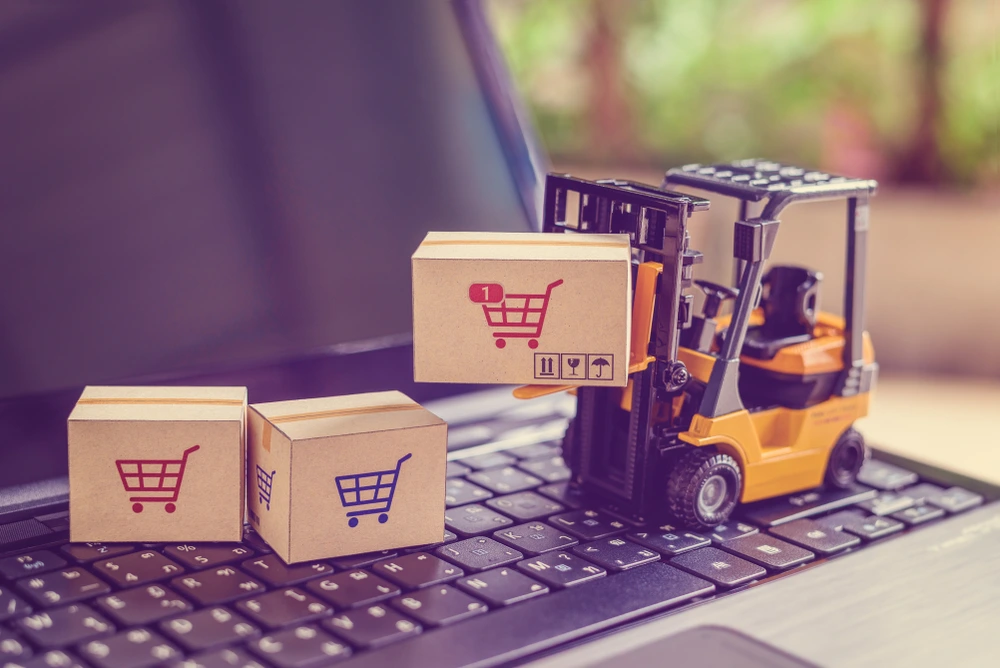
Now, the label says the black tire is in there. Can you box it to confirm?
[824,427,868,489]
[667,448,742,530]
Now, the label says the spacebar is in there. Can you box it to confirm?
[342,563,715,668]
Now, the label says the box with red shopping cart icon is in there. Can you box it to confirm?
[68,385,247,543]
[412,231,631,387]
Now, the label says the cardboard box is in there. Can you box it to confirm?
[68,386,247,543]
[247,391,447,564]
[412,231,631,386]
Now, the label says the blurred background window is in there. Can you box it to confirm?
[487,0,1000,379]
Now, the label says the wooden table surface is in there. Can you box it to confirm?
[860,373,1000,486]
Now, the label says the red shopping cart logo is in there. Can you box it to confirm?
[469,279,563,349]
[115,445,199,514]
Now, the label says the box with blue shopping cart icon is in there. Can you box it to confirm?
[247,391,447,564]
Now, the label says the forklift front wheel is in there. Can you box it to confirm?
[667,449,742,530]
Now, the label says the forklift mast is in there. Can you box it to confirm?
[542,175,709,518]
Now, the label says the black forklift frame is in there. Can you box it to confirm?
[663,159,879,419]
[542,174,709,514]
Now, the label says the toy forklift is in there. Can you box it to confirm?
[530,159,878,529]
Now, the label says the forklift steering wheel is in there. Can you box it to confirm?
[695,280,739,319]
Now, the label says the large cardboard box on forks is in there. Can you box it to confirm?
[412,231,631,387]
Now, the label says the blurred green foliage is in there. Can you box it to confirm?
[489,0,998,184]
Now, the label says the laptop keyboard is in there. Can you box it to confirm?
[0,392,990,668]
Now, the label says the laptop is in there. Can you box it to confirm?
[0,2,997,667]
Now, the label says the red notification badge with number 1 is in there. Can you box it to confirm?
[469,283,504,303]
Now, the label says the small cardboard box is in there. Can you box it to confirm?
[247,391,447,564]
[412,231,632,386]
[68,386,247,543]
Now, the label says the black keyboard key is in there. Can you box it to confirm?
[486,491,564,521]
[329,551,397,570]
[436,537,522,572]
[768,519,861,555]
[242,530,273,555]
[466,467,543,494]
[95,551,184,587]
[536,482,586,509]
[857,459,919,491]
[171,567,265,606]
[445,461,472,478]
[517,456,571,483]
[322,604,421,649]
[404,530,459,554]
[456,567,548,606]
[628,528,710,556]
[0,629,33,661]
[456,452,517,470]
[305,570,399,609]
[892,503,946,526]
[0,585,31,620]
[493,522,578,556]
[371,553,463,589]
[16,604,114,648]
[235,587,332,629]
[670,546,765,589]
[739,484,876,527]
[572,538,660,572]
[164,545,255,571]
[240,555,332,587]
[925,486,984,513]
[899,483,945,503]
[857,491,915,516]
[0,551,68,580]
[160,607,259,652]
[507,443,560,460]
[17,567,111,606]
[816,510,905,541]
[346,563,713,668]
[249,624,351,667]
[79,628,180,668]
[444,479,493,507]
[444,504,514,536]
[95,584,191,626]
[708,521,758,543]
[18,650,87,668]
[60,544,135,564]
[549,510,627,540]
[390,585,487,627]
[721,534,814,571]
[516,551,606,588]
[176,647,267,668]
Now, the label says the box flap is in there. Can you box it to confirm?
[69,386,247,422]
[252,390,445,442]
[412,231,631,262]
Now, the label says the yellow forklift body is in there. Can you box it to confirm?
[678,392,871,502]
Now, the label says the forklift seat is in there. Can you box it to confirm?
[741,266,822,360]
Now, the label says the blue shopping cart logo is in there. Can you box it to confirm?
[256,465,276,511]
[335,453,412,528]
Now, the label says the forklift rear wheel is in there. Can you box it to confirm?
[667,448,742,530]
[824,427,868,489]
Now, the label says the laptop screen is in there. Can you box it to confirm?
[0,1,539,401]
